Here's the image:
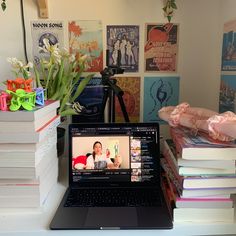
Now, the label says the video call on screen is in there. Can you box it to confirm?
[71,126,158,183]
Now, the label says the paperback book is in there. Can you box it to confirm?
[0,100,60,122]
[170,127,236,160]
[0,115,60,143]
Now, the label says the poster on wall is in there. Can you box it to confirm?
[143,76,179,123]
[113,76,140,122]
[221,20,236,71]
[219,74,236,113]
[31,21,64,65]
[68,20,103,72]
[107,25,139,72]
[72,77,104,123]
[144,23,178,72]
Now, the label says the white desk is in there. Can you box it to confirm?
[0,159,236,236]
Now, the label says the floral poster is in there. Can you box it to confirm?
[68,20,103,72]
[143,76,179,123]
[219,74,236,113]
[31,21,64,65]
[113,77,141,122]
[144,23,178,72]
[221,20,236,71]
[107,25,139,72]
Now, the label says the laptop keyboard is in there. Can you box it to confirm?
[64,188,161,207]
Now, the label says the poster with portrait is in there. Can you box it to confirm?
[144,23,178,72]
[31,21,64,65]
[143,76,179,123]
[221,20,236,71]
[219,74,236,113]
[68,20,103,72]
[113,77,141,122]
[107,25,139,72]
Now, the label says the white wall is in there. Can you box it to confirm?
[0,0,225,137]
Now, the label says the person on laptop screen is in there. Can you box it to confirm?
[86,141,122,169]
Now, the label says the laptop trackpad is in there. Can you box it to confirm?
[85,207,138,228]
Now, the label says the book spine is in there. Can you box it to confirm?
[160,158,183,194]
[169,128,184,157]
[163,140,179,169]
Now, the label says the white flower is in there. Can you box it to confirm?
[80,54,88,62]
[69,54,76,63]
[39,38,62,65]
[26,62,33,69]
[7,57,32,78]
[7,57,23,69]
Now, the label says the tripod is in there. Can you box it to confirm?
[100,50,130,123]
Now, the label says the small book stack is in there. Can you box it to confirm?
[0,100,60,208]
[161,127,236,223]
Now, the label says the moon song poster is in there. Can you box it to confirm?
[143,76,179,123]
[68,20,103,72]
[31,20,64,65]
[107,25,139,72]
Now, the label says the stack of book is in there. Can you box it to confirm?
[0,100,60,208]
[161,127,236,223]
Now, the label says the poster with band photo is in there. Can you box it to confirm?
[144,23,178,72]
[107,25,139,72]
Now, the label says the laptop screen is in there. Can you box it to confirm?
[69,123,160,187]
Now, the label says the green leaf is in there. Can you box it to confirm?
[162,6,167,12]
[167,15,172,22]
[59,92,71,115]
[33,64,42,88]
[45,64,55,90]
[1,1,6,11]
[60,108,78,116]
[171,2,177,9]
[71,74,94,102]
[56,60,65,91]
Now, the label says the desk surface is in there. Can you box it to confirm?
[0,158,236,236]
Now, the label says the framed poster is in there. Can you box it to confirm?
[144,23,178,72]
[143,76,179,123]
[221,19,236,71]
[107,25,139,72]
[31,21,64,65]
[219,74,236,113]
[68,20,103,72]
[114,76,141,122]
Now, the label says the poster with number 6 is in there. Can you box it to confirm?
[143,76,179,123]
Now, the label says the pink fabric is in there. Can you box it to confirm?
[169,102,190,127]
[158,103,236,141]
[207,111,236,141]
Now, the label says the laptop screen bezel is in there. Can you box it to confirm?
[68,122,161,188]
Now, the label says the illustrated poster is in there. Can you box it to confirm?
[143,76,179,123]
[219,74,236,113]
[113,77,140,122]
[68,20,103,72]
[107,25,139,72]
[31,21,64,65]
[221,20,236,71]
[144,23,178,72]
[73,77,104,122]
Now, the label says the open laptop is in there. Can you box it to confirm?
[50,122,173,230]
